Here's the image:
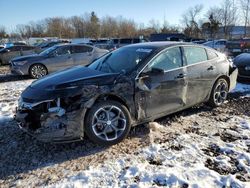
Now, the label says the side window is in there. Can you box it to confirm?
[21,46,34,51]
[72,46,93,54]
[54,46,71,56]
[207,49,218,60]
[11,46,21,51]
[133,38,140,43]
[148,47,182,71]
[183,47,208,65]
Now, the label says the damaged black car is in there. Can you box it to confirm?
[15,42,238,146]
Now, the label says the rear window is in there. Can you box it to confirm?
[183,46,208,65]
[206,49,218,60]
[22,46,34,51]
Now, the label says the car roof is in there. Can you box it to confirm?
[123,41,194,49]
[55,43,94,48]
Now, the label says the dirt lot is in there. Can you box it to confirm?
[0,92,249,187]
[0,65,250,187]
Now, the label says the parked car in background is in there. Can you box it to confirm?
[36,40,70,53]
[0,45,4,50]
[226,38,250,57]
[118,38,148,48]
[233,53,250,81]
[15,42,237,145]
[0,45,37,65]
[91,39,116,51]
[11,44,108,78]
[203,39,227,52]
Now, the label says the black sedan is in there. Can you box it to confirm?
[233,53,250,81]
[15,42,238,145]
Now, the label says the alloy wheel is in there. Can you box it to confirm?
[91,105,127,141]
[30,65,47,78]
[213,80,228,106]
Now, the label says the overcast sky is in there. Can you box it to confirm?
[0,0,224,32]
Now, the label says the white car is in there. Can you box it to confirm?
[203,39,227,52]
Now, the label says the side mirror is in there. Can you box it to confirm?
[139,67,164,79]
[151,67,165,74]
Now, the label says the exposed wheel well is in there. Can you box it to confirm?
[84,94,130,122]
[95,94,129,111]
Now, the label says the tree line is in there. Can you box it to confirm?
[0,0,250,40]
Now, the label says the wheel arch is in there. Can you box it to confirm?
[84,93,131,123]
[89,93,130,112]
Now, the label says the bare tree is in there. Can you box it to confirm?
[240,0,250,37]
[182,4,203,38]
[202,14,221,39]
[219,0,238,38]
[0,26,7,38]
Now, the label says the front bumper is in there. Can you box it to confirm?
[10,63,29,75]
[15,99,86,143]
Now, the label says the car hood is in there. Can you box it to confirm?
[12,54,44,62]
[234,53,250,67]
[22,66,118,101]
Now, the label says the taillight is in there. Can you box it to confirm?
[240,41,246,49]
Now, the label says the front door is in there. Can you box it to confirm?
[46,46,74,72]
[135,46,187,118]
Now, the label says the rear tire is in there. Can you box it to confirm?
[208,78,229,107]
[85,100,131,146]
[29,64,48,79]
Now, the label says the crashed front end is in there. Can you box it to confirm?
[15,97,86,142]
[14,83,100,142]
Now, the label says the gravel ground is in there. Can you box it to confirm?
[0,91,249,187]
[0,65,10,75]
[0,65,30,83]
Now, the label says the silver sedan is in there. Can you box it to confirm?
[10,44,109,78]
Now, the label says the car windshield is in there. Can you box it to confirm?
[88,46,155,73]
[39,46,58,56]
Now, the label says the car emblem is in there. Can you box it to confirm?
[245,66,250,71]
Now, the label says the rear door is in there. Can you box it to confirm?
[46,46,74,72]
[71,45,94,66]
[136,46,187,118]
[183,46,216,106]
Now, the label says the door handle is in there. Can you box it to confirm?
[175,73,186,79]
[207,66,215,71]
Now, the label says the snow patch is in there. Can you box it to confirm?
[0,80,33,123]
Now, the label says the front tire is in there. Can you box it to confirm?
[85,100,131,146]
[29,64,48,79]
[208,78,229,107]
